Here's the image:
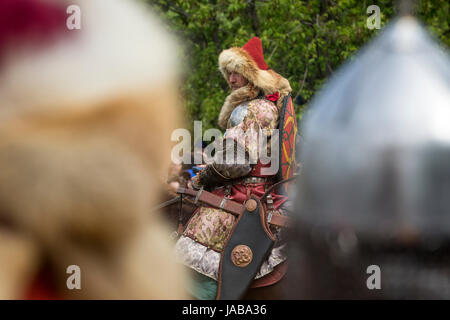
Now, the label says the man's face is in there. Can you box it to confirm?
[229,71,249,91]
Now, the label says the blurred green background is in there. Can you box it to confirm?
[145,0,449,131]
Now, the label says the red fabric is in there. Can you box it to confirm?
[242,37,269,70]
[0,0,68,61]
[23,268,60,300]
[266,92,279,102]
[250,161,275,178]
[211,162,287,210]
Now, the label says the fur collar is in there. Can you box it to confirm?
[218,83,260,129]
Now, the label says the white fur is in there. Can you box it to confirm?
[0,0,180,122]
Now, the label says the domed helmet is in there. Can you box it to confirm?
[289,15,450,299]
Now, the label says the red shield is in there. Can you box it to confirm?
[277,94,298,194]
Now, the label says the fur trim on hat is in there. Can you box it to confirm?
[218,47,291,129]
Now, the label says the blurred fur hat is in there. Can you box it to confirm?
[0,0,186,299]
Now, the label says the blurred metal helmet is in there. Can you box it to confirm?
[287,15,450,300]
[298,15,450,246]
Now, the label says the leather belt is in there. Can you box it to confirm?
[242,176,269,184]
[223,176,270,187]
[266,211,288,228]
[177,187,288,228]
[177,187,245,216]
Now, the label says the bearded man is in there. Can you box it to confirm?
[175,37,294,299]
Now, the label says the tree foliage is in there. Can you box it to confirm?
[147,0,449,131]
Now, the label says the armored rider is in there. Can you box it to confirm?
[175,37,293,299]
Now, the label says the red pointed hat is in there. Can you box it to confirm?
[218,36,291,95]
[241,37,269,70]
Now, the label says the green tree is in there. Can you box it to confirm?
[147,0,449,132]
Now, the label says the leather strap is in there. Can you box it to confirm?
[177,187,244,216]
[268,212,288,228]
[261,176,297,201]
[177,187,289,227]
